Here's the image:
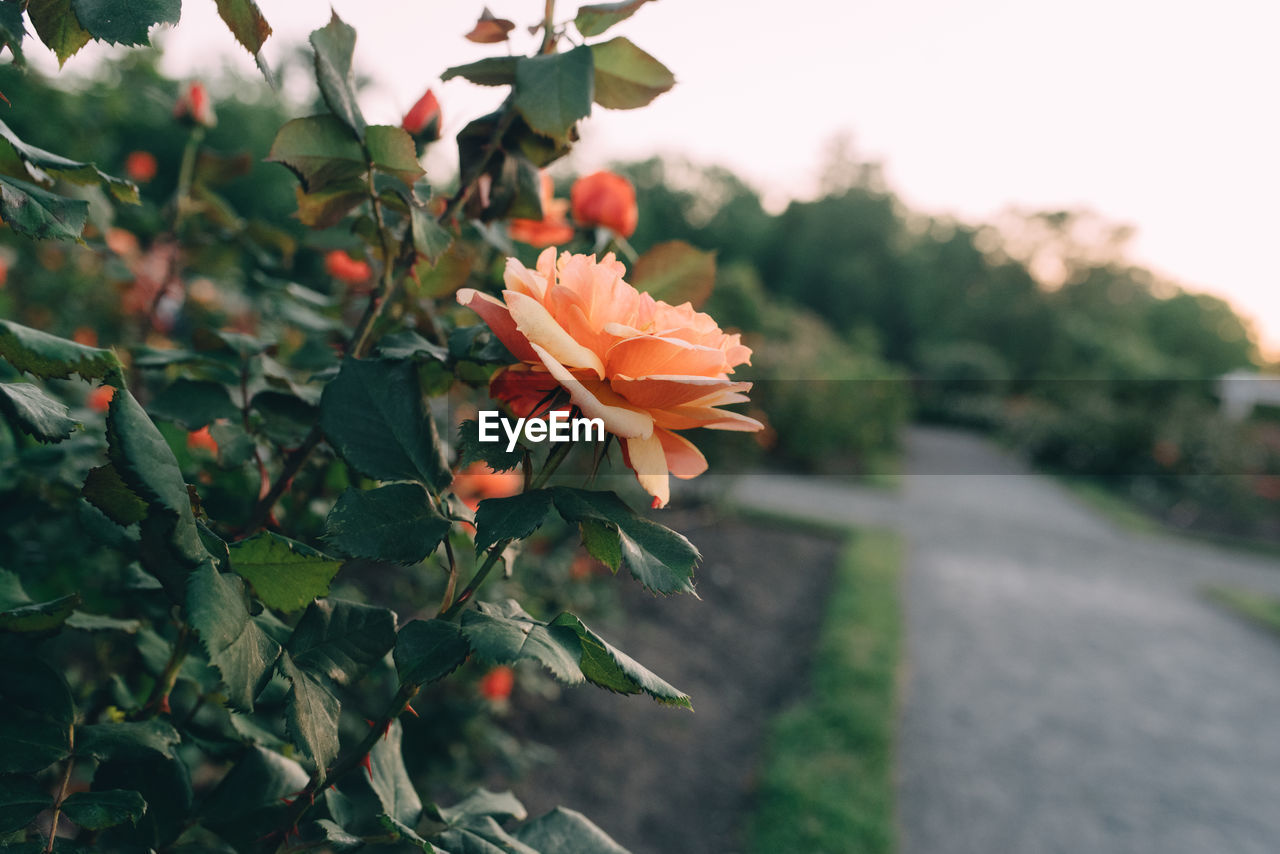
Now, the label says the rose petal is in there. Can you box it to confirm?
[503,257,548,300]
[651,405,765,432]
[657,428,708,480]
[530,343,653,438]
[456,289,538,362]
[624,432,670,508]
[610,376,751,410]
[506,290,606,378]
[606,335,728,379]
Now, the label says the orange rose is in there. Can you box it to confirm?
[174,81,216,128]
[457,250,760,508]
[571,171,638,238]
[402,89,442,140]
[187,426,219,455]
[325,250,372,286]
[72,327,98,347]
[508,172,575,248]
[125,151,158,183]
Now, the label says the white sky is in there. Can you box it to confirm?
[35,0,1280,356]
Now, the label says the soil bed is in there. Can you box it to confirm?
[504,510,842,854]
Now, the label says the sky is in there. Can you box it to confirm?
[33,0,1280,356]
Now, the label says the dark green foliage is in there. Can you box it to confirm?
[325,483,451,564]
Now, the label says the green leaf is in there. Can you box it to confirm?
[214,0,271,56]
[250,390,316,447]
[319,357,452,490]
[147,378,238,430]
[107,388,209,594]
[435,816,539,854]
[286,598,396,687]
[309,11,366,139]
[186,563,283,711]
[28,0,92,67]
[573,0,654,37]
[0,593,79,634]
[0,117,139,204]
[366,125,424,185]
[200,746,307,825]
[515,806,630,853]
[430,789,526,826]
[394,619,469,687]
[0,2,27,65]
[0,775,53,835]
[294,180,365,228]
[375,330,448,363]
[578,517,621,570]
[93,754,191,849]
[456,419,524,473]
[0,320,119,382]
[82,464,147,526]
[411,202,452,264]
[629,240,715,308]
[312,819,365,851]
[366,720,421,826]
[551,488,699,594]
[514,46,595,138]
[280,653,340,776]
[61,789,147,830]
[325,483,451,565]
[441,56,519,87]
[473,490,553,554]
[590,36,674,110]
[267,114,367,194]
[461,600,583,684]
[227,532,343,613]
[76,719,181,761]
[0,382,79,442]
[70,0,181,46]
[0,175,88,241]
[550,612,690,708]
[65,611,142,633]
[208,420,256,468]
[0,659,74,773]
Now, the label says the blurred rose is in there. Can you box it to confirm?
[72,327,98,347]
[105,228,140,258]
[125,151,158,183]
[402,89,441,141]
[174,81,216,128]
[0,255,8,289]
[458,249,760,507]
[87,385,115,412]
[325,250,372,287]
[571,171,638,238]
[187,426,219,455]
[479,666,515,702]
[508,172,575,248]
[452,461,523,512]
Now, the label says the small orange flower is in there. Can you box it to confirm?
[187,426,219,455]
[402,89,442,140]
[124,151,158,183]
[458,250,760,507]
[508,172,575,248]
[452,461,523,512]
[479,666,515,701]
[72,327,98,347]
[571,171,638,238]
[174,81,216,128]
[325,250,372,287]
[87,385,115,412]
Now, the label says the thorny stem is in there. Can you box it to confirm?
[44,726,75,853]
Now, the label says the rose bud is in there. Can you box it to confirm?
[325,250,372,287]
[187,426,219,455]
[174,81,216,128]
[571,171,638,238]
[479,666,515,702]
[402,89,442,142]
[125,151,158,183]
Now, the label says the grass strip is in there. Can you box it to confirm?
[747,528,902,854]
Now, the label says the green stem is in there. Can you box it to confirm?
[173,127,204,227]
[44,727,75,853]
[137,626,190,719]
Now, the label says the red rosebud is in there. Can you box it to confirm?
[402,89,442,141]
[87,385,115,412]
[324,250,372,286]
[125,151,158,183]
[174,81,216,128]
[187,426,219,455]
[479,666,515,702]
[571,171,638,238]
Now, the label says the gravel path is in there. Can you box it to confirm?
[733,426,1280,854]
